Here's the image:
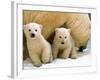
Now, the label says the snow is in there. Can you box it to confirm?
[23,41,91,69]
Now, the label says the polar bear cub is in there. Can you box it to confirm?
[24,23,52,67]
[52,28,77,59]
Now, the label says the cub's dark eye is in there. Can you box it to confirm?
[59,36,62,38]
[65,36,67,39]
[29,29,31,32]
[35,29,37,32]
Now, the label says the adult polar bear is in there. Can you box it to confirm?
[23,11,90,60]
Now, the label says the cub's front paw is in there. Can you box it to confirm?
[71,54,77,59]
[33,62,42,67]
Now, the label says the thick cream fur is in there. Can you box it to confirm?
[24,23,52,67]
[23,11,90,59]
[52,28,77,59]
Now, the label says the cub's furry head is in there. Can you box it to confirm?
[54,28,71,45]
[24,23,42,39]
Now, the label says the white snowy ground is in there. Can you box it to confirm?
[23,41,91,69]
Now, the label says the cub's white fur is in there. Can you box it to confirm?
[24,23,52,67]
[52,28,77,59]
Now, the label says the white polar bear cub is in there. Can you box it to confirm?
[24,23,52,67]
[52,28,77,59]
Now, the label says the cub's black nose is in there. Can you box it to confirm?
[61,42,64,44]
[31,33,35,38]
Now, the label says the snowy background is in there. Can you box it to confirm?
[23,40,91,69]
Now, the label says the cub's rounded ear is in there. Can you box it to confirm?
[24,25,28,28]
[24,25,26,27]
[68,29,71,33]
[23,25,28,30]
[39,24,43,29]
[23,25,26,30]
[55,28,59,32]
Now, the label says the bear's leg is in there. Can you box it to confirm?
[78,46,87,52]
[42,47,51,64]
[61,49,71,59]
[30,54,42,67]
[78,46,84,52]
[78,41,88,52]
[49,53,53,63]
[70,47,77,59]
[52,47,59,59]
